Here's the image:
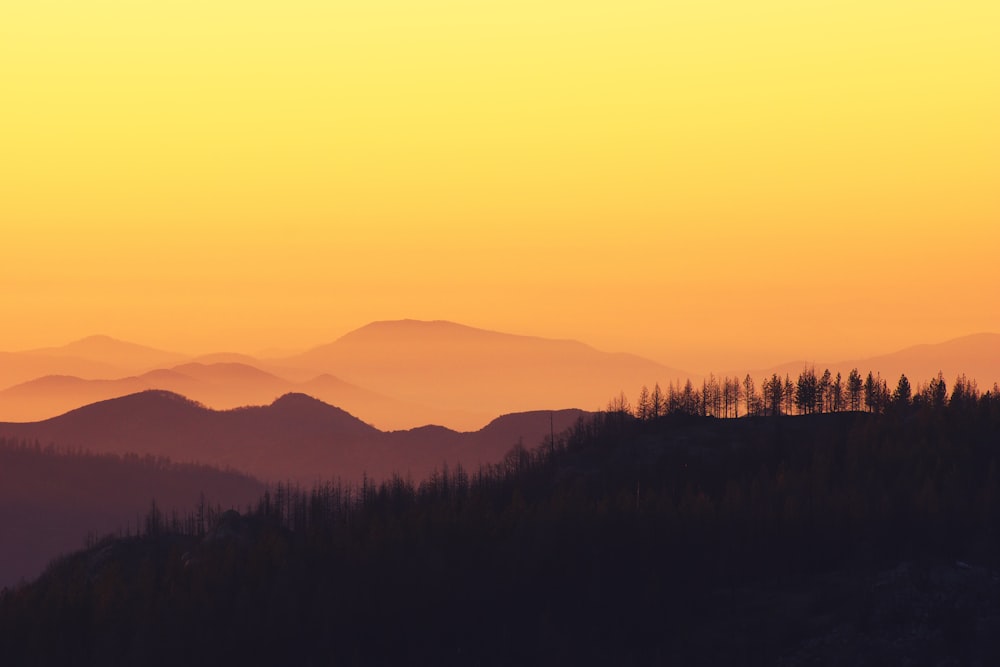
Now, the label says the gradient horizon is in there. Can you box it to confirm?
[3,1,998,372]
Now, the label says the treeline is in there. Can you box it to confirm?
[617,369,997,419]
[3,393,1000,665]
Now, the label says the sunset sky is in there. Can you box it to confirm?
[2,1,997,372]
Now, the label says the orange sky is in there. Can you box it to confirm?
[2,1,998,372]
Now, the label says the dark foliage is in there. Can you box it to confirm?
[2,393,1000,665]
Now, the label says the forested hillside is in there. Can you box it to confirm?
[0,440,265,588]
[3,390,999,665]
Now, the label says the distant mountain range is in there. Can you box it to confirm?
[0,320,686,428]
[0,362,480,429]
[1,322,996,428]
[26,335,189,371]
[745,333,1000,389]
[0,391,589,485]
[281,319,689,417]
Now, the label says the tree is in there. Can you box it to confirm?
[680,380,699,416]
[636,385,651,421]
[950,374,978,410]
[725,376,741,418]
[795,367,818,415]
[608,391,631,414]
[892,374,912,408]
[864,372,876,413]
[932,372,948,408]
[847,369,864,411]
[606,391,632,426]
[863,372,888,414]
[667,381,680,414]
[743,374,757,417]
[144,499,163,536]
[651,383,665,419]
[831,372,844,412]
[763,374,784,416]
[817,369,832,413]
[703,374,721,418]
[783,375,795,415]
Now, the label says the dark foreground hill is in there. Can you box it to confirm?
[3,398,1000,666]
[0,391,588,484]
[0,439,265,588]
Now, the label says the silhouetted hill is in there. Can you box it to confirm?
[0,437,264,589]
[0,391,590,485]
[472,408,589,448]
[282,319,690,418]
[4,398,999,666]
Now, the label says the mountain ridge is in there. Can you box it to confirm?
[742,332,1000,387]
[0,390,590,486]
[4,324,996,429]
[282,319,691,416]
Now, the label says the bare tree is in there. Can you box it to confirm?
[651,383,665,419]
[847,369,864,411]
[743,374,757,417]
[636,385,651,421]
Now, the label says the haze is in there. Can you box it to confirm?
[2,1,998,372]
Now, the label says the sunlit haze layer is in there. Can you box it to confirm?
[2,1,997,372]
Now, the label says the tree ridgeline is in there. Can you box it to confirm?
[617,369,993,420]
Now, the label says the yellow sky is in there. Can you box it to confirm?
[2,0,997,371]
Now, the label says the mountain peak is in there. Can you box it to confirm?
[265,393,377,432]
[341,319,495,340]
[61,335,167,352]
[72,334,120,344]
[270,392,328,408]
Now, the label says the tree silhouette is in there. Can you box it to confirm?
[892,374,912,408]
[795,367,818,415]
[847,369,864,411]
[743,374,757,416]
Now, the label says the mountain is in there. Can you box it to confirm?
[299,373,490,431]
[0,363,487,430]
[25,335,188,372]
[747,333,1000,389]
[855,333,1000,387]
[282,320,690,417]
[0,351,128,390]
[0,391,590,485]
[0,437,265,588]
[0,375,133,417]
[1,322,685,429]
[0,335,189,390]
[189,352,319,382]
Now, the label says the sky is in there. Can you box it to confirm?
[2,0,998,372]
